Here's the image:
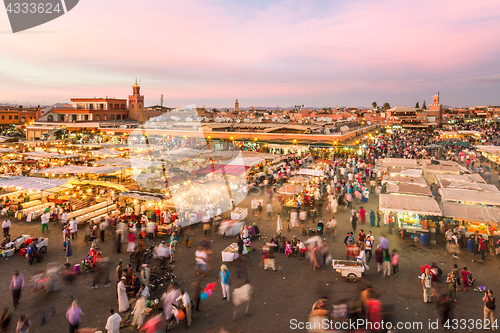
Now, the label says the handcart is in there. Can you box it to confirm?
[332,260,365,282]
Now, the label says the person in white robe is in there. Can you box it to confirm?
[131,284,150,328]
[105,309,122,333]
[290,210,299,228]
[117,277,129,312]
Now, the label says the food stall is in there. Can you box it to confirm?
[378,194,442,242]
[221,243,240,262]
[441,202,500,251]
[332,260,365,282]
[231,207,248,220]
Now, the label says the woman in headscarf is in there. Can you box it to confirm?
[350,209,358,232]
[370,209,376,227]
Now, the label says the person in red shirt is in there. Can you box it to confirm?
[479,236,487,262]
[357,230,366,247]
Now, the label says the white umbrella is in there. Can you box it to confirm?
[277,215,282,234]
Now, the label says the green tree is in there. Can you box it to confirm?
[415,102,420,108]
[372,102,377,108]
[18,105,22,109]
[211,108,218,112]
[422,100,426,110]
[382,102,391,110]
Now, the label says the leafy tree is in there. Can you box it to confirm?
[372,102,377,108]
[415,102,420,108]
[422,100,426,110]
[211,108,218,112]
[18,105,22,109]
[382,102,391,110]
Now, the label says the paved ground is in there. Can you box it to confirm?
[1,169,499,333]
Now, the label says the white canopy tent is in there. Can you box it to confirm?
[91,148,123,157]
[439,188,500,206]
[159,148,211,157]
[0,176,68,191]
[386,184,433,196]
[277,184,304,195]
[297,169,323,177]
[381,176,428,187]
[24,152,79,159]
[96,158,163,168]
[119,191,167,202]
[441,202,500,224]
[434,173,486,184]
[221,157,265,167]
[377,158,421,169]
[378,194,442,216]
[32,165,125,175]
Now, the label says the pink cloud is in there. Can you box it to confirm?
[1,0,500,106]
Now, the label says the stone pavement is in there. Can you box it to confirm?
[0,173,499,333]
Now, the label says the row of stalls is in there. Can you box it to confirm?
[378,158,500,251]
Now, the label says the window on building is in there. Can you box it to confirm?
[14,115,18,119]
[103,115,108,121]
[130,103,134,109]
[95,115,100,121]
[88,104,93,110]
[100,104,104,110]
[1,116,4,120]
[116,115,121,120]
[121,104,125,109]
[110,114,115,120]
[59,115,65,121]
[108,104,113,109]
[47,115,53,122]
[114,104,119,109]
[30,117,33,120]
[9,115,12,120]
[76,103,85,109]
[84,115,89,121]
[72,115,77,121]
[123,114,127,119]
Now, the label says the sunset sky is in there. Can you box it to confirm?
[1,0,500,108]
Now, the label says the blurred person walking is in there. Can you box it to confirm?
[10,271,24,310]
[66,300,83,333]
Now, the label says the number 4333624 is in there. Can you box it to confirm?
[6,2,62,14]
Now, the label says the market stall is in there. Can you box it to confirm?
[332,260,365,282]
[441,202,500,242]
[221,243,240,262]
[379,193,442,241]
[297,169,323,177]
[231,207,248,220]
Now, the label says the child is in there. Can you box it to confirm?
[391,249,399,276]
[284,241,292,258]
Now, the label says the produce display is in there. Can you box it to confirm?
[467,223,488,235]
[332,260,363,268]
[223,243,238,254]
[233,207,246,215]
